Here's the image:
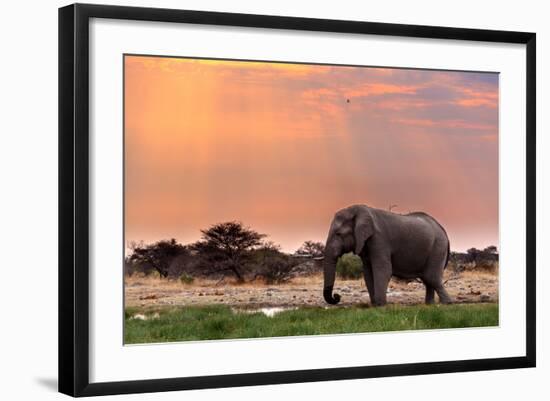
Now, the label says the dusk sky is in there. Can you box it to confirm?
[124,55,499,253]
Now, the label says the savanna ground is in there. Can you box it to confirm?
[124,269,498,344]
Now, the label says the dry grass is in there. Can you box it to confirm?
[459,269,499,279]
[124,267,498,309]
[125,273,227,288]
[125,272,364,288]
[125,268,498,291]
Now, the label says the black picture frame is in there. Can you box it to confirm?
[59,3,536,397]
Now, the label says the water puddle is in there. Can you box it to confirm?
[130,312,160,321]
[233,306,297,317]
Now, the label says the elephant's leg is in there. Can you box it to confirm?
[370,258,392,306]
[361,257,375,303]
[423,256,453,305]
[434,284,453,304]
[424,283,435,305]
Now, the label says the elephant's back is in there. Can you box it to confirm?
[406,212,449,242]
[387,212,449,275]
[397,213,441,247]
[404,212,450,267]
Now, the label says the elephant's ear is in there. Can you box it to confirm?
[354,211,374,255]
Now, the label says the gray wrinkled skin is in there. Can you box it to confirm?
[323,204,452,306]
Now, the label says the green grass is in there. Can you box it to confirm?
[124,303,498,344]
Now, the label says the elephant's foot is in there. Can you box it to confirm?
[436,289,453,304]
[425,286,435,304]
[439,297,453,305]
[428,283,452,304]
[371,297,387,307]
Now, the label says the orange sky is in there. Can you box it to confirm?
[124,55,499,253]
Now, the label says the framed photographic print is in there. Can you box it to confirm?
[58,3,536,397]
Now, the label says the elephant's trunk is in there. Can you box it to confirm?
[323,285,341,305]
[323,250,341,305]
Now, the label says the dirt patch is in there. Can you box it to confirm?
[125,269,498,309]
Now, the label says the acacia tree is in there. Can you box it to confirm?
[295,240,325,258]
[248,241,299,284]
[466,247,480,263]
[191,221,265,281]
[127,239,187,278]
[483,245,498,254]
[467,246,499,267]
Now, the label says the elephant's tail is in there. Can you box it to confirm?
[444,239,450,270]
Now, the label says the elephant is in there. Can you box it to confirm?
[322,204,452,306]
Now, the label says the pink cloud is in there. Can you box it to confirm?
[455,88,498,108]
[393,118,496,131]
